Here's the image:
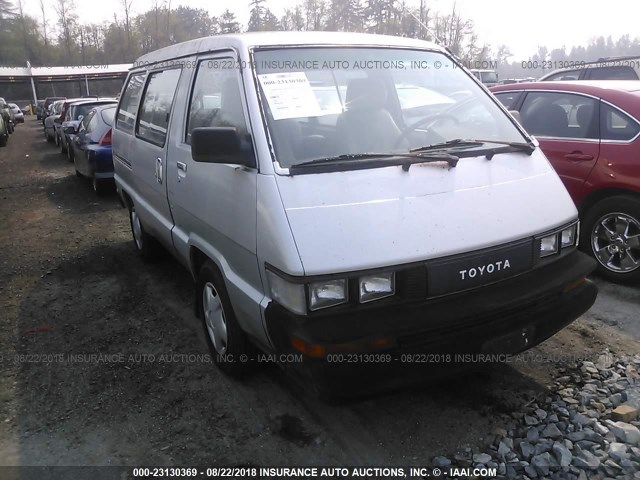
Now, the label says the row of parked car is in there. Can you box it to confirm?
[40,96,117,194]
[0,97,26,147]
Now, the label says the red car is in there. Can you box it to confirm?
[491,81,640,283]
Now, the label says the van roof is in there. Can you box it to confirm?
[133,31,443,67]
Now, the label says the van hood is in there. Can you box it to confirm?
[275,151,577,275]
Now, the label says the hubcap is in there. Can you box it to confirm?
[592,212,640,273]
[131,208,143,250]
[202,282,228,354]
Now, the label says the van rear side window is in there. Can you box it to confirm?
[116,73,145,134]
[136,69,182,146]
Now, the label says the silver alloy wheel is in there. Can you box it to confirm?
[202,282,228,354]
[591,212,640,273]
[130,208,143,250]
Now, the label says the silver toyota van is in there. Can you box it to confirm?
[113,32,597,379]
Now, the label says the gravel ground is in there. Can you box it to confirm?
[432,352,640,479]
[0,119,639,475]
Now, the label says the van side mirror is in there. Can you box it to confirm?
[191,127,254,168]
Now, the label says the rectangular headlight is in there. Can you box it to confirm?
[308,279,347,311]
[266,270,306,315]
[540,233,559,257]
[359,273,395,303]
[561,224,577,248]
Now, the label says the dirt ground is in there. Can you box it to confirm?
[0,119,638,467]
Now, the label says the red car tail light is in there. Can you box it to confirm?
[99,128,112,146]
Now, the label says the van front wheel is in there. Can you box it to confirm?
[197,261,255,376]
[581,195,640,284]
[128,204,160,262]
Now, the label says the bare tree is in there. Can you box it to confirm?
[121,0,133,52]
[55,0,78,61]
[39,0,48,46]
[15,0,33,61]
[167,0,172,43]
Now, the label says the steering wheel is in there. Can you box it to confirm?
[394,113,460,148]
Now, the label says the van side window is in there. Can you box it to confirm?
[136,69,182,146]
[186,60,247,144]
[116,73,145,134]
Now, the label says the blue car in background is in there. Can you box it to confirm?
[62,98,116,157]
[70,104,116,195]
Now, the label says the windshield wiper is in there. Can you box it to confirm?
[411,138,536,157]
[410,139,485,153]
[289,152,459,174]
[473,139,536,158]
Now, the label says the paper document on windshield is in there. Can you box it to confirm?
[258,72,323,120]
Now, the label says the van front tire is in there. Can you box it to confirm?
[128,204,161,262]
[197,261,256,376]
[581,195,640,284]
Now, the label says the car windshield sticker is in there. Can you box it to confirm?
[258,72,322,120]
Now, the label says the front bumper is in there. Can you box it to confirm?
[265,250,597,358]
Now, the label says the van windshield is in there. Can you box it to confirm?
[253,47,527,169]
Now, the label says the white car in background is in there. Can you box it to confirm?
[8,103,24,124]
[44,100,65,143]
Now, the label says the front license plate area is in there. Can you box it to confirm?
[481,325,536,354]
[427,240,533,297]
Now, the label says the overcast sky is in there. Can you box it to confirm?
[23,0,640,59]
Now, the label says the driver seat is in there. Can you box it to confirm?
[336,78,403,153]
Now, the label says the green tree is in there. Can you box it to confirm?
[248,0,266,31]
[327,0,363,32]
[219,9,240,34]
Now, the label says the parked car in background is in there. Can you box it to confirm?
[36,100,45,120]
[0,113,8,147]
[61,98,117,158]
[539,56,640,81]
[0,97,14,134]
[70,105,116,195]
[44,100,66,142]
[52,97,87,148]
[491,81,640,283]
[8,103,24,124]
[498,78,537,85]
[469,69,499,87]
[42,96,66,125]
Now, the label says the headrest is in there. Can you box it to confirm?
[345,78,387,111]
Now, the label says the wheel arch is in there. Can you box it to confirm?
[578,188,640,218]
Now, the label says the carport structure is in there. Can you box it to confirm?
[0,63,131,106]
